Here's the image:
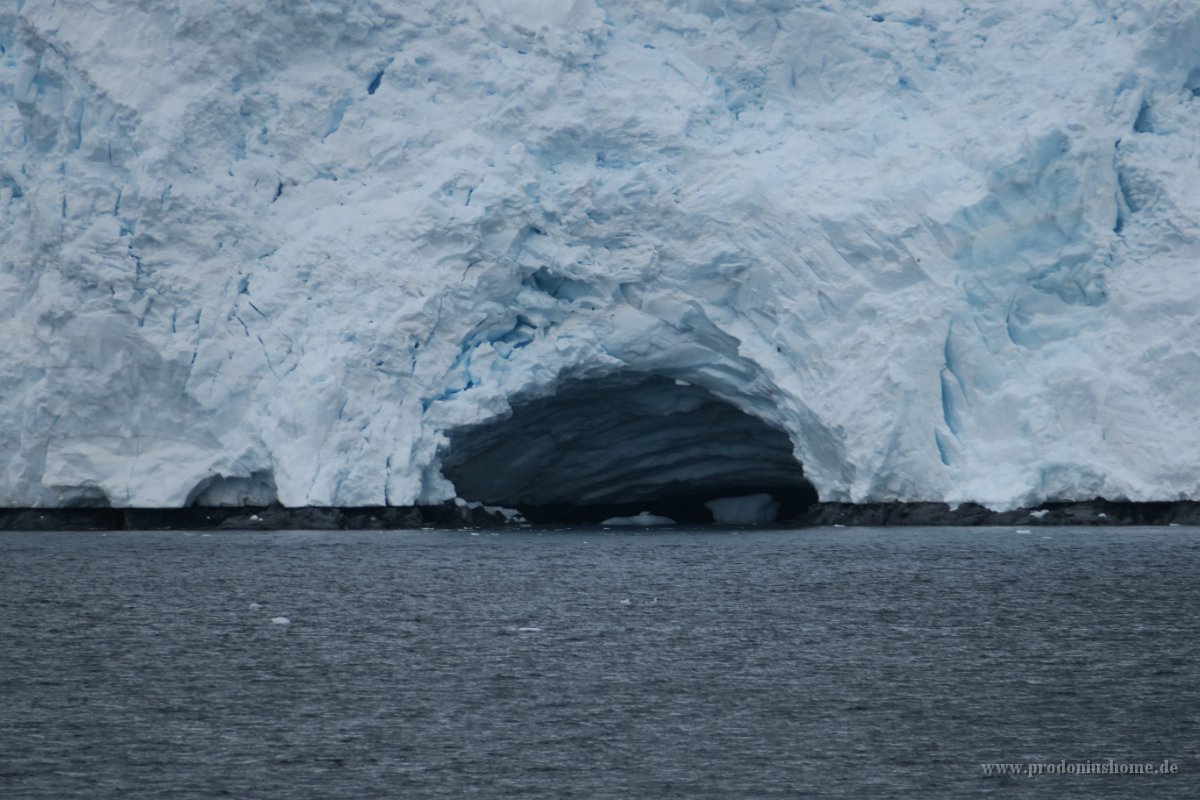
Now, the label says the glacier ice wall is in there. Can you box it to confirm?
[2,0,1199,510]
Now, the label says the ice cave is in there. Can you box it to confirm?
[441,375,818,524]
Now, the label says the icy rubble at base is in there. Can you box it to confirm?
[1,1,1199,511]
[601,512,677,528]
[453,496,526,524]
[705,494,781,525]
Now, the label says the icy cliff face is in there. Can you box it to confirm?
[2,0,1199,510]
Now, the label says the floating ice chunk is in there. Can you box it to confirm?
[1030,510,1049,519]
[599,512,676,526]
[455,498,526,523]
[517,626,540,633]
[1016,529,1032,534]
[271,616,291,625]
[619,598,632,605]
[704,493,780,524]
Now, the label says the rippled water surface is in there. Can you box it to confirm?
[2,526,1198,798]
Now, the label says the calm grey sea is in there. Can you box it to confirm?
[1,526,1198,799]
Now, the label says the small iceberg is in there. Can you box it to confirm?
[704,492,780,524]
[271,616,291,625]
[453,497,526,523]
[600,511,676,527]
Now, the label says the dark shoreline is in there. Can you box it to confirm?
[2,499,1199,531]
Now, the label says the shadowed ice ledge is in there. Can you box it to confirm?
[440,375,819,524]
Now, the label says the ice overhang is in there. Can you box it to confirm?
[441,375,818,523]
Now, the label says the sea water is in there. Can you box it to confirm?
[1,526,1197,798]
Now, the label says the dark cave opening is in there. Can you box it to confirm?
[441,375,818,524]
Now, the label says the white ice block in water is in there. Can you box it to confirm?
[601,512,677,527]
[704,494,781,525]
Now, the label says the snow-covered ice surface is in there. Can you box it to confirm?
[2,1,1199,510]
